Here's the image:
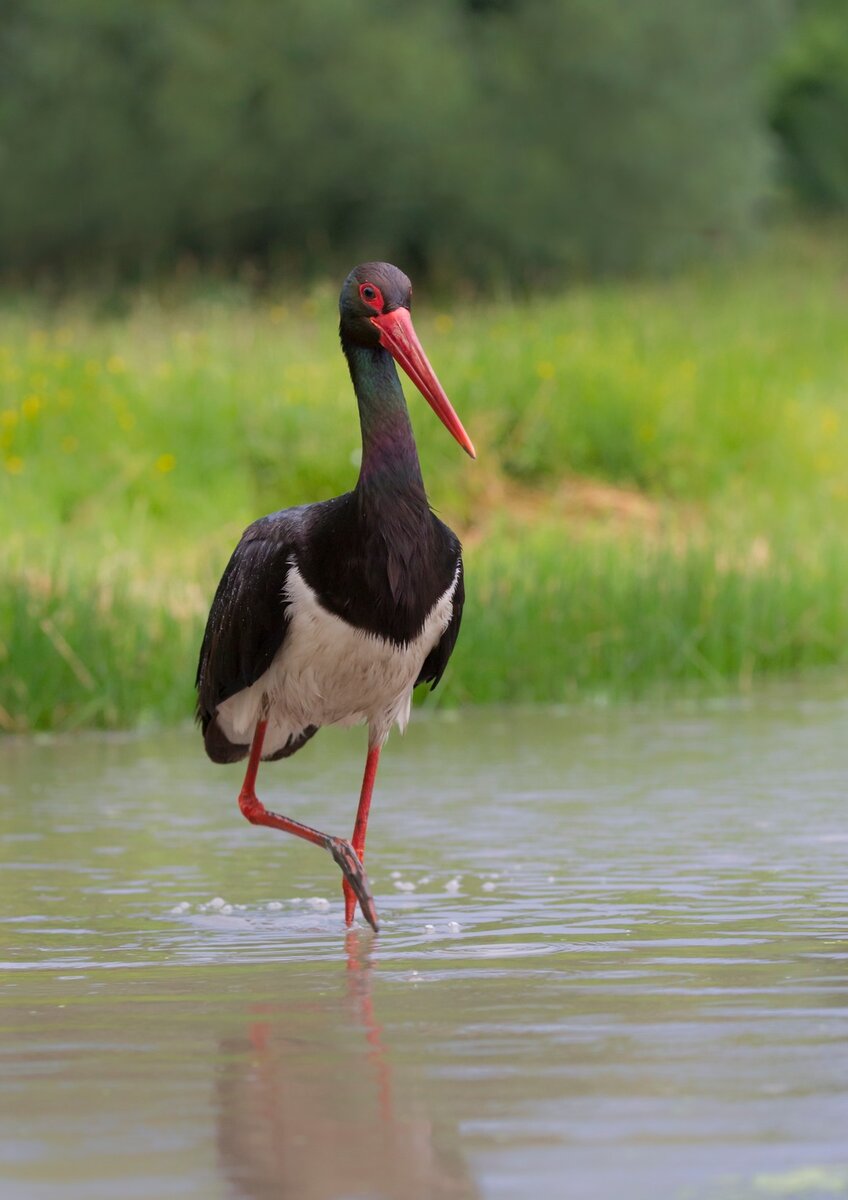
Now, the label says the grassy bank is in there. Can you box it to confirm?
[2,226,848,730]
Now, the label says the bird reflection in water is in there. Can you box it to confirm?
[216,931,478,1200]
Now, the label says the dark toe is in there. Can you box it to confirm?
[328,838,380,932]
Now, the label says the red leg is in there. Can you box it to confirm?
[344,744,381,926]
[239,720,379,932]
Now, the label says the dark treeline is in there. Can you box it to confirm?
[0,0,839,285]
[770,0,848,211]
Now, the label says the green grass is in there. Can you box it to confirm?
[456,528,848,703]
[2,224,848,730]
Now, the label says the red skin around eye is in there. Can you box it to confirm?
[359,283,385,313]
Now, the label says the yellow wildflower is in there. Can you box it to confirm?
[155,453,176,474]
[0,409,18,429]
[435,314,454,334]
[22,394,42,420]
[4,456,24,474]
[535,361,555,381]
[61,435,79,454]
[107,355,126,375]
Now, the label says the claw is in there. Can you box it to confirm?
[328,837,380,932]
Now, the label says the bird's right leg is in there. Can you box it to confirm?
[344,743,382,926]
[238,719,379,932]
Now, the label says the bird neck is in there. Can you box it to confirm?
[345,343,428,505]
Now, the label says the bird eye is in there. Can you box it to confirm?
[359,282,384,311]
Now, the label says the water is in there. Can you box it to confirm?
[2,682,848,1199]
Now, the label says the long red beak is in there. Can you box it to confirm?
[371,308,476,459]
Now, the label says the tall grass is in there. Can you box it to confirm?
[0,565,200,731]
[2,225,848,730]
[456,527,848,703]
[3,525,847,731]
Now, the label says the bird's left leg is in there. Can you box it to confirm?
[239,719,379,931]
[344,743,382,926]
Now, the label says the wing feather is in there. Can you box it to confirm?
[415,557,465,692]
[195,512,302,732]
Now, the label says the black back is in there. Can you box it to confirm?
[299,490,461,645]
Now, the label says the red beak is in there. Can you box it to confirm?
[371,308,476,459]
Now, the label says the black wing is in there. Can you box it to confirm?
[415,556,465,692]
[195,510,304,736]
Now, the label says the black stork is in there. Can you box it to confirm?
[195,263,474,932]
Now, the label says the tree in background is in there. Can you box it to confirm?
[0,0,789,283]
[770,0,848,210]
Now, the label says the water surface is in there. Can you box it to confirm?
[2,683,848,1199]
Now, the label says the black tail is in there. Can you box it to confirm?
[200,713,320,765]
[202,714,250,764]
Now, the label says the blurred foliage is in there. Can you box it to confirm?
[0,0,789,284]
[769,0,848,208]
[4,226,848,557]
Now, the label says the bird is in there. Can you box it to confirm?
[195,262,475,932]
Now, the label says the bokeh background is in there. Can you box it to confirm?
[2,0,848,730]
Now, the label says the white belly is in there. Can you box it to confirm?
[215,563,457,754]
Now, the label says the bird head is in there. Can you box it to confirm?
[339,262,475,459]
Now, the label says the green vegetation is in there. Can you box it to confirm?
[2,226,847,730]
[770,0,848,209]
[0,0,785,282]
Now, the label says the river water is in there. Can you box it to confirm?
[2,682,847,1199]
